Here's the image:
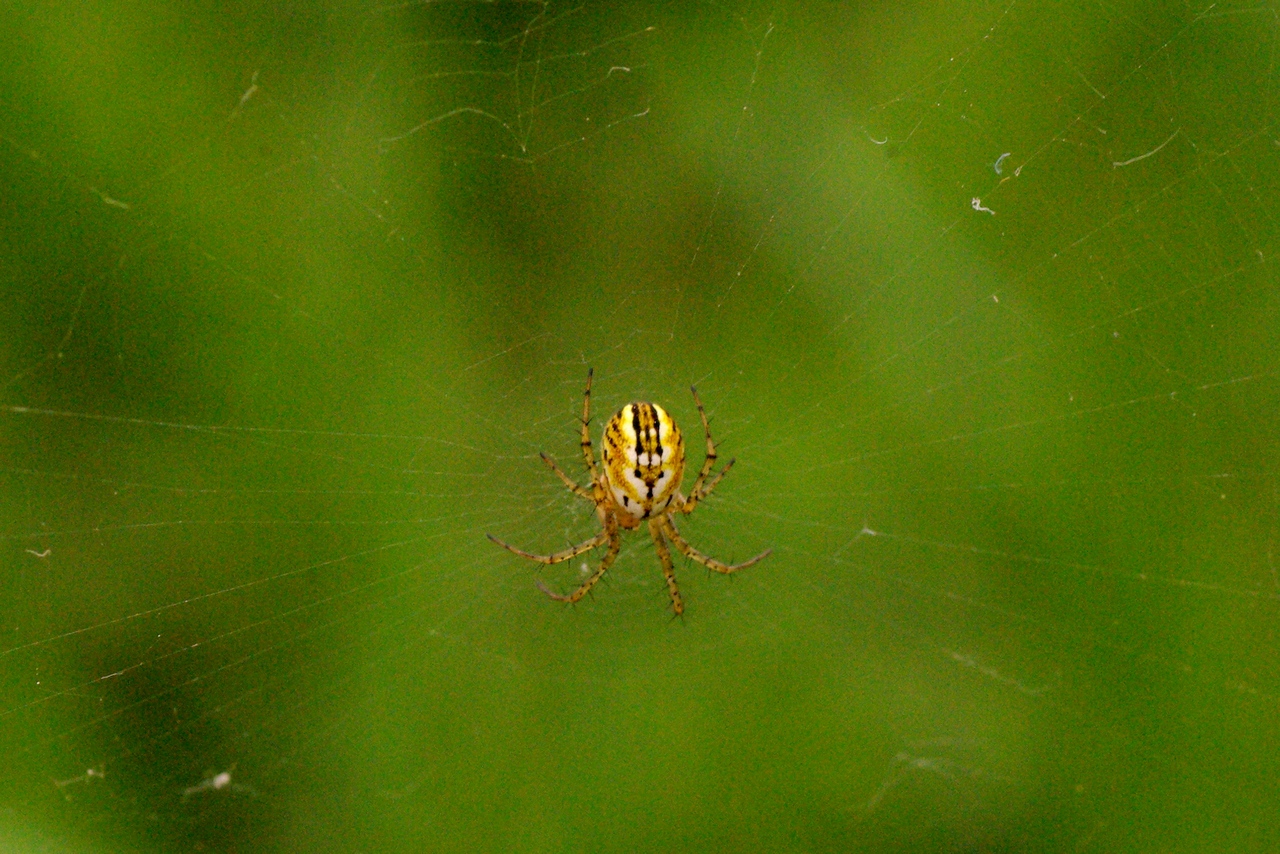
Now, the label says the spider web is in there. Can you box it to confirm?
[3,0,1279,850]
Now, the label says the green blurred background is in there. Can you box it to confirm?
[3,0,1278,850]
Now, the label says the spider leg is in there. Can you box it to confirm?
[536,528,621,605]
[680,457,736,515]
[661,516,770,574]
[680,385,723,514]
[540,452,594,500]
[579,368,600,481]
[487,530,608,565]
[648,518,684,616]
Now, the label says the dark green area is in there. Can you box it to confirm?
[2,1,1278,851]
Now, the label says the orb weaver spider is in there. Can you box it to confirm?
[487,369,771,616]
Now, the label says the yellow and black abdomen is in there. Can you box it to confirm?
[600,402,685,525]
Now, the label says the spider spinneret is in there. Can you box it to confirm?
[487,368,771,616]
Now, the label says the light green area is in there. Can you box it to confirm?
[2,1,1277,851]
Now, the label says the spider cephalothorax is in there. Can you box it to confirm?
[487,369,770,615]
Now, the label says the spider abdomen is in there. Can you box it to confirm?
[601,402,685,524]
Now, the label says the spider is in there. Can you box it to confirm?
[487,369,771,616]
